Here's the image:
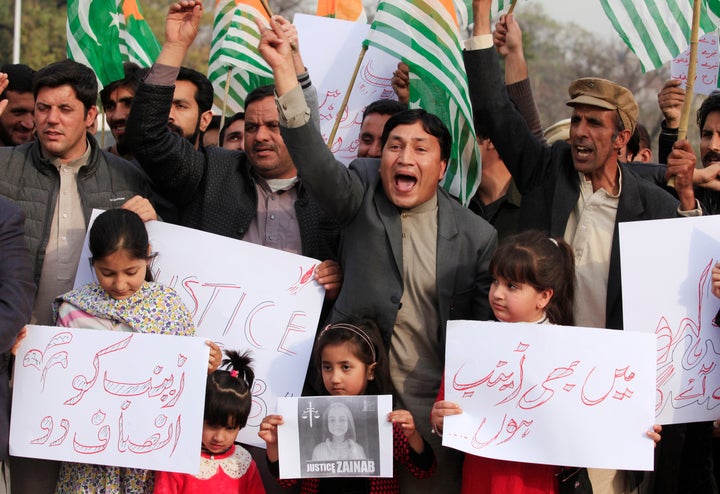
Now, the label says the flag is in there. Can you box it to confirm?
[209,0,274,115]
[364,0,481,205]
[119,0,161,67]
[66,0,160,88]
[600,0,720,72]
[453,0,524,32]
[317,0,368,22]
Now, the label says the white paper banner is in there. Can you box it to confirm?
[295,14,400,164]
[620,215,720,425]
[442,320,656,471]
[74,210,325,446]
[671,34,719,95]
[10,325,209,473]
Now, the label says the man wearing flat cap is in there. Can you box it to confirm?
[463,2,699,491]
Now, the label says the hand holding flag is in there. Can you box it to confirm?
[256,15,298,96]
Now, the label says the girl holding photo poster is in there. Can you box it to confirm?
[431,231,661,494]
[259,320,436,493]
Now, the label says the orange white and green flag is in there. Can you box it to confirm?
[364,0,480,204]
[66,0,160,88]
[316,0,367,22]
[209,0,274,114]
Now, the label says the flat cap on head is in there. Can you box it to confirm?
[566,78,638,135]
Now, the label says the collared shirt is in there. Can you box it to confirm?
[244,177,302,255]
[390,194,441,407]
[32,143,91,325]
[564,170,621,329]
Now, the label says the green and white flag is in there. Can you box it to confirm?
[119,0,161,68]
[364,0,481,205]
[209,0,274,114]
[66,0,160,88]
[600,0,720,71]
[453,0,524,32]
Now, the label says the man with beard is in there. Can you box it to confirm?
[99,62,145,156]
[658,82,720,215]
[0,64,35,146]
[125,5,341,492]
[126,2,340,268]
[467,1,700,492]
[0,58,154,494]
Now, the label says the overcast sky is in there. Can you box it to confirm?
[535,0,616,40]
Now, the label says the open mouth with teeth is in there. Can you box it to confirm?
[395,173,417,192]
[574,145,593,158]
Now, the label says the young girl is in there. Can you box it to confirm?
[154,350,265,493]
[311,401,366,461]
[49,209,222,493]
[259,320,436,493]
[431,230,661,494]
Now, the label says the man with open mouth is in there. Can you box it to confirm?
[259,15,498,494]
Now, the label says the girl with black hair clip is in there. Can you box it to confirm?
[155,350,265,493]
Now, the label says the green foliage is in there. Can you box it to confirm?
[1,0,66,69]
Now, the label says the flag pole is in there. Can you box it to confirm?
[259,0,273,17]
[13,0,21,63]
[668,0,700,188]
[327,45,367,148]
[220,67,233,131]
[507,0,518,14]
[678,0,701,141]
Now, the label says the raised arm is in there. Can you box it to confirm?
[257,16,366,224]
[125,1,209,204]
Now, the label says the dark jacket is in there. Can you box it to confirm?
[465,46,685,331]
[125,81,339,263]
[280,120,497,349]
[0,136,152,282]
[0,197,35,460]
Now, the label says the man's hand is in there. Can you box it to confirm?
[256,15,297,95]
[493,14,522,57]
[493,13,527,83]
[666,139,697,211]
[315,259,343,301]
[165,0,203,48]
[121,195,158,222]
[657,80,684,130]
[0,72,8,117]
[391,62,410,104]
[693,163,720,191]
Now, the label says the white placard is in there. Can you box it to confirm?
[620,215,720,425]
[671,33,719,95]
[74,210,326,447]
[442,320,656,471]
[10,325,208,473]
[295,14,401,164]
[276,395,393,478]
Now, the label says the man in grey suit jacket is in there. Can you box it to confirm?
[0,196,34,494]
[258,16,497,493]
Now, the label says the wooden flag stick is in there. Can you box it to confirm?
[678,0,702,141]
[508,0,518,14]
[668,0,701,188]
[327,44,368,148]
[259,0,273,18]
[220,67,233,131]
